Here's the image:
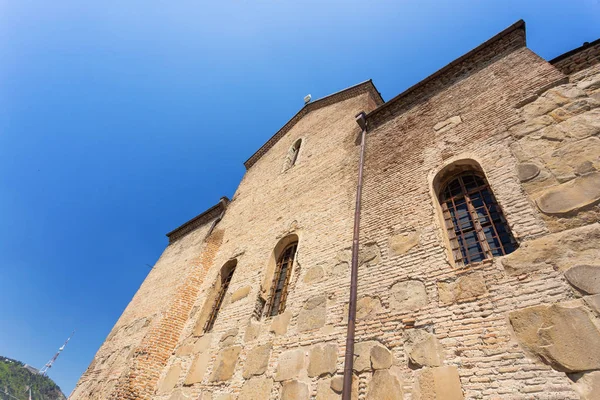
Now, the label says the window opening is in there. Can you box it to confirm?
[440,173,517,265]
[266,242,298,317]
[204,264,236,332]
[289,139,301,167]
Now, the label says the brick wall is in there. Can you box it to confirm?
[551,38,600,76]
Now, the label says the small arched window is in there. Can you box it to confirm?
[440,172,517,266]
[283,139,302,171]
[204,260,237,332]
[266,242,298,316]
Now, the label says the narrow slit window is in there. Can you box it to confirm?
[283,139,302,171]
[266,242,298,317]
[289,139,301,167]
[440,173,517,266]
[204,263,236,332]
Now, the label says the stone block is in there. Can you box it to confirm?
[388,230,420,255]
[577,76,600,91]
[270,310,292,335]
[281,380,309,400]
[571,370,600,400]
[242,342,272,379]
[509,304,600,372]
[303,265,325,283]
[389,280,428,312]
[584,294,600,314]
[536,172,600,215]
[540,137,600,182]
[239,377,273,400]
[565,265,600,294]
[245,320,261,342]
[316,378,340,400]
[219,328,238,348]
[559,117,600,139]
[194,333,213,354]
[434,115,462,133]
[366,369,403,400]
[168,389,191,400]
[230,286,251,303]
[371,343,393,370]
[550,98,599,122]
[176,343,194,357]
[158,364,182,394]
[508,115,554,138]
[275,349,305,382]
[533,124,566,141]
[415,366,464,400]
[403,329,445,368]
[353,341,391,373]
[516,163,540,182]
[184,355,209,385]
[210,346,241,382]
[543,85,586,106]
[359,242,381,266]
[521,96,559,119]
[502,223,600,274]
[298,295,327,332]
[308,343,338,377]
[214,395,234,400]
[329,375,358,398]
[343,295,384,323]
[437,272,487,305]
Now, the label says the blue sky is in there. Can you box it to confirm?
[0,0,598,396]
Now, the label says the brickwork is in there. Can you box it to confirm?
[71,21,600,400]
[70,219,221,399]
[551,38,600,75]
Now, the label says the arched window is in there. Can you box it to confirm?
[266,242,298,316]
[204,260,237,332]
[440,172,517,265]
[283,139,302,171]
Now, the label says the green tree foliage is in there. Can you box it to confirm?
[0,356,66,400]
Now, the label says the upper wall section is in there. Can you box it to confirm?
[366,20,529,130]
[243,80,383,170]
[166,197,229,244]
[551,38,600,76]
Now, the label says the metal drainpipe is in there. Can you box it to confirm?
[342,111,368,400]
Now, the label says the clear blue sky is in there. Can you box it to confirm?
[0,0,598,396]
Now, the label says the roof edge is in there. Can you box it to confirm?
[366,19,526,126]
[549,37,600,64]
[166,197,230,244]
[243,80,383,170]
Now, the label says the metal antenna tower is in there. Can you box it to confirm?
[39,331,75,376]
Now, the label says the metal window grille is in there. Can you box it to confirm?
[440,173,517,266]
[204,266,236,333]
[266,242,298,317]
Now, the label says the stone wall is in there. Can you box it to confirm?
[71,23,600,400]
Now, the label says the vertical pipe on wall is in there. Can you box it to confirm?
[342,111,368,400]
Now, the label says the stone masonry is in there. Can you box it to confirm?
[71,20,600,399]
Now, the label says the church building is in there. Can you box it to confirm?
[71,21,600,399]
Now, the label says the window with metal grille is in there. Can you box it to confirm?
[204,262,236,333]
[440,173,517,266]
[266,242,297,317]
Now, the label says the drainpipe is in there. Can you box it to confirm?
[342,111,368,400]
[205,197,229,240]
